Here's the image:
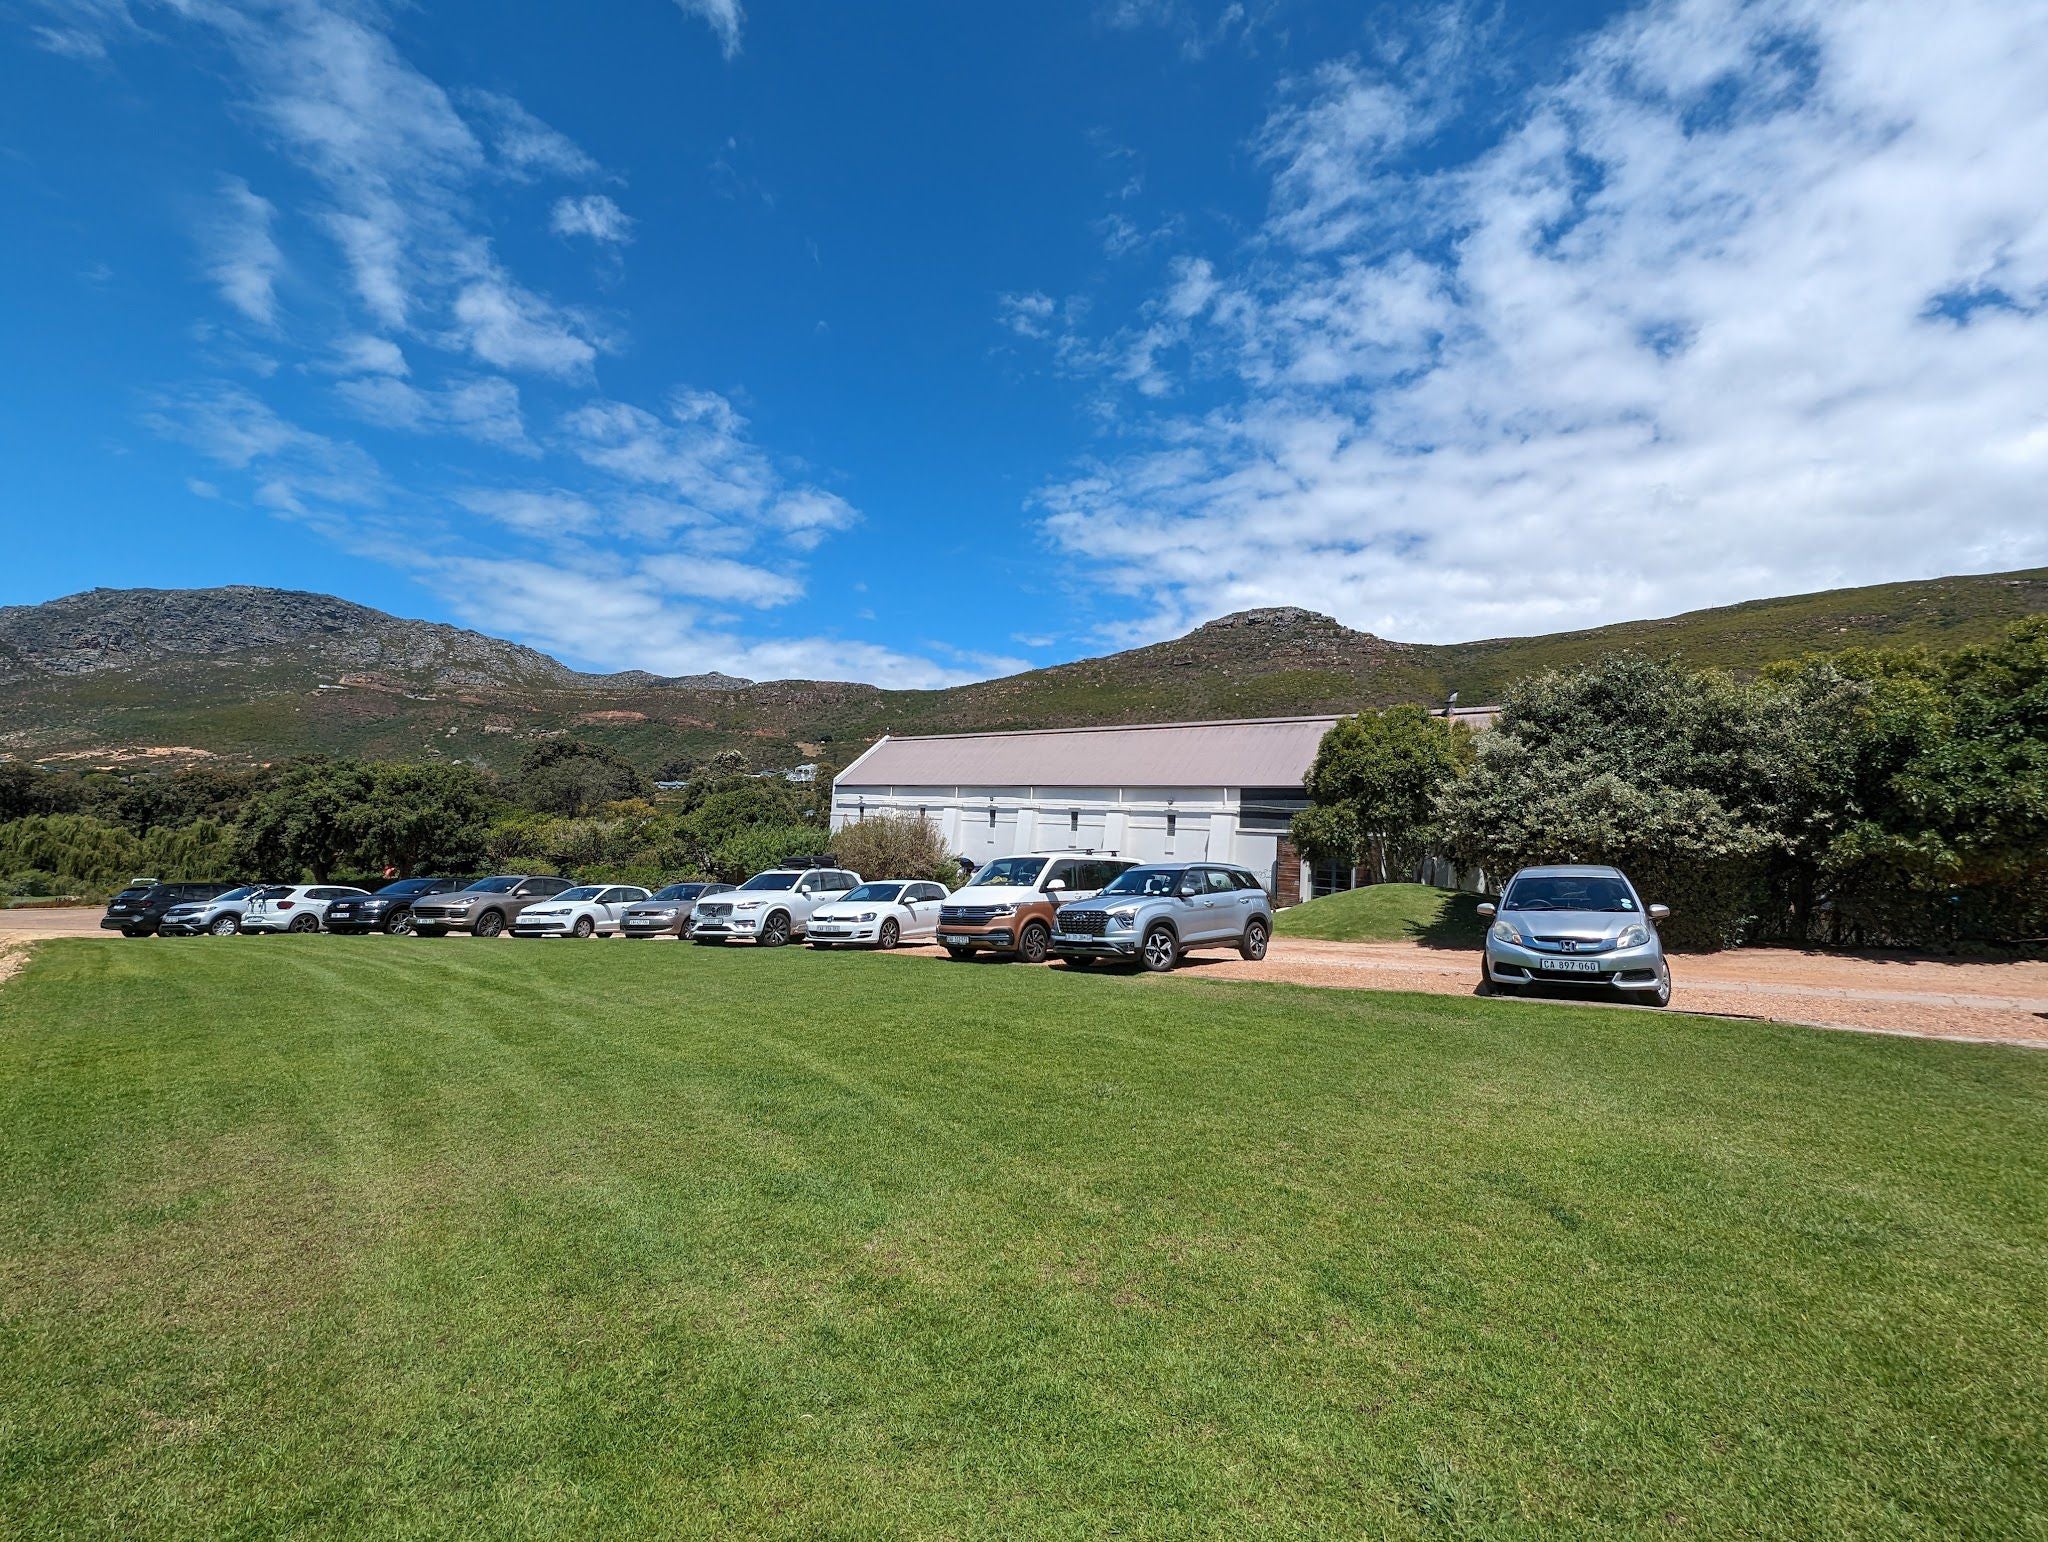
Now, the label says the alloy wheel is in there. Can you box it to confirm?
[474,911,504,938]
[572,917,595,939]
[209,915,239,937]
[761,912,790,947]
[387,911,415,936]
[1241,920,1269,961]
[1141,927,1178,973]
[1018,923,1049,963]
[879,919,900,950]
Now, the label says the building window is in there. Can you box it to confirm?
[1166,812,1177,837]
[1069,811,1079,833]
[988,808,997,828]
[1311,858,1361,899]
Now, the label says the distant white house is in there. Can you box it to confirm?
[830,711,1495,904]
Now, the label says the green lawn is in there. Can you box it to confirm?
[1275,881,1490,946]
[2,940,2045,1538]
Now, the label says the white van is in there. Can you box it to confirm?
[935,852,1134,963]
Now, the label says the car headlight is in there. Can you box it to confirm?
[987,903,1017,918]
[857,911,877,922]
[1490,919,1525,946]
[735,900,763,911]
[1108,909,1136,931]
[1616,924,1649,949]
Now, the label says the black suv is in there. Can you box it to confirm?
[324,877,471,936]
[100,881,241,937]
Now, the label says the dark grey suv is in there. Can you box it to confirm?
[1050,861,1274,973]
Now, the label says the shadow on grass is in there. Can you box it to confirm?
[1406,891,1491,950]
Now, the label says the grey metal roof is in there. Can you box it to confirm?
[835,715,1347,789]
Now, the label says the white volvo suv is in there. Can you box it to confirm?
[690,866,861,946]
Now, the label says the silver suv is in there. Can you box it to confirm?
[1478,864,1671,1006]
[409,875,576,938]
[690,867,860,946]
[1050,861,1274,973]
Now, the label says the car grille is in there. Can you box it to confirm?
[412,903,459,920]
[696,903,732,921]
[1058,911,1109,936]
[1531,935,1616,952]
[940,905,1005,925]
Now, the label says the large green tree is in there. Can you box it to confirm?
[1290,706,1474,882]
[513,739,649,817]
[343,762,499,876]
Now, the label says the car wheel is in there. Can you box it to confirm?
[572,916,595,939]
[1017,922,1051,964]
[473,911,504,939]
[760,912,791,947]
[1140,925,1179,973]
[208,914,240,937]
[386,911,415,936]
[288,914,320,934]
[1240,919,1270,961]
[878,919,900,950]
[1645,960,1672,1009]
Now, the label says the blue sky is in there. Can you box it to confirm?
[5,0,2046,685]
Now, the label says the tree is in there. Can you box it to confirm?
[829,812,959,887]
[513,738,648,817]
[231,760,374,882]
[1433,656,1776,949]
[343,762,498,875]
[1290,706,1474,882]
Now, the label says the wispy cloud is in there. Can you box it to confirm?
[198,175,283,328]
[334,374,534,454]
[550,193,634,244]
[673,0,744,59]
[146,382,383,516]
[459,89,601,181]
[1028,0,2048,645]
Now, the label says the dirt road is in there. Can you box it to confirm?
[8,906,2044,1048]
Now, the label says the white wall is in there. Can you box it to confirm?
[832,781,1287,885]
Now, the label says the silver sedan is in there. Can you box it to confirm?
[1478,864,1672,1006]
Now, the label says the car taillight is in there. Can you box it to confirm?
[276,901,295,909]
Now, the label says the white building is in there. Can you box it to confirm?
[832,715,1334,905]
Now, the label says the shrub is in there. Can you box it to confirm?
[828,812,959,887]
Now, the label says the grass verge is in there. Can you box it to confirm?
[2,938,2044,1536]
[1275,881,1490,947]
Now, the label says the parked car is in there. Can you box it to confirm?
[157,884,288,936]
[242,884,373,934]
[510,884,653,938]
[806,881,951,949]
[325,877,470,936]
[409,875,576,937]
[690,866,861,946]
[938,853,1135,963]
[618,882,736,939]
[1477,864,1672,1006]
[100,880,243,937]
[1050,862,1273,973]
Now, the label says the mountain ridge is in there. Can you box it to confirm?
[1,568,2043,775]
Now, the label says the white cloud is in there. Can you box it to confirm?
[641,553,803,607]
[200,176,283,327]
[997,291,1058,339]
[452,488,602,536]
[673,0,743,59]
[330,334,409,377]
[147,383,383,513]
[450,279,599,378]
[459,89,601,181]
[1033,0,2048,645]
[334,374,534,454]
[550,193,634,244]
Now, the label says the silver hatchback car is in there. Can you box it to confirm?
[1478,864,1671,1006]
[1050,861,1274,973]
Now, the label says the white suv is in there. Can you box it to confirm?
[690,867,861,947]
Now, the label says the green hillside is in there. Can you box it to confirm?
[1,568,2042,774]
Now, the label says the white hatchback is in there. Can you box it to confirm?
[806,881,951,949]
[242,884,371,934]
[510,884,652,938]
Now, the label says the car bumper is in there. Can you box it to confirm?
[809,922,882,943]
[1484,938,1665,990]
[101,916,155,932]
[1050,932,1140,957]
[938,928,1014,949]
[510,919,580,936]
[240,918,299,933]
[692,917,763,939]
[156,917,212,935]
[620,918,683,936]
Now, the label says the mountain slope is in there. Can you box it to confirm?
[0,569,2042,774]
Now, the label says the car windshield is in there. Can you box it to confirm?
[1504,875,1637,912]
[375,879,428,896]
[969,857,1046,888]
[844,883,904,903]
[556,886,605,902]
[467,877,520,894]
[649,884,704,901]
[738,872,800,891]
[1100,867,1183,898]
[212,886,257,902]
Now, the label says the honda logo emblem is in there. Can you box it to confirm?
[1560,940,1579,953]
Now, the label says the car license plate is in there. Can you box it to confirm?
[1543,957,1601,974]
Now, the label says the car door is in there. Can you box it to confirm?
[899,883,942,939]
[597,887,643,930]
[1179,867,1229,943]
[1205,868,1253,942]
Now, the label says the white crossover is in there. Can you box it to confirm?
[241,884,371,934]
[805,881,951,949]
[510,884,652,938]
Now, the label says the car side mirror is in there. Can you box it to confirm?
[1046,878,1065,891]
[1649,904,1671,922]
[1476,902,1496,918]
